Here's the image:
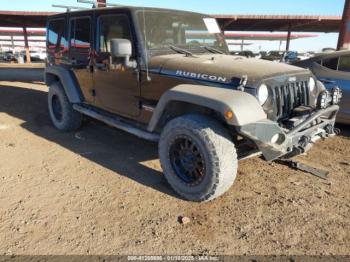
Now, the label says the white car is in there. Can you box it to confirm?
[30,51,47,61]
[20,50,47,61]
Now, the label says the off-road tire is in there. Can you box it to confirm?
[159,114,238,202]
[48,82,82,132]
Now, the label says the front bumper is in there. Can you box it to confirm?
[238,105,339,161]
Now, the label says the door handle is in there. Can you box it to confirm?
[71,58,77,65]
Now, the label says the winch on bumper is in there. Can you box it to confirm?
[238,104,339,161]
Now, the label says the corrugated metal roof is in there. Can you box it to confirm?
[0,11,55,16]
[0,10,342,32]
[0,11,56,27]
[214,14,341,32]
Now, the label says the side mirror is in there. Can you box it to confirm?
[110,38,132,57]
[110,38,136,68]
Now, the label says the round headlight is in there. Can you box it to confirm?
[257,84,269,105]
[309,77,316,92]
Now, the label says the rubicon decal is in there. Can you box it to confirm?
[175,70,228,83]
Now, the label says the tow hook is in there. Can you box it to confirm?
[334,128,341,135]
[283,136,312,158]
[325,124,340,135]
[299,136,311,148]
[292,136,312,155]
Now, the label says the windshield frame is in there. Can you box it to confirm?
[133,9,229,57]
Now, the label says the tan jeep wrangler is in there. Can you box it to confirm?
[45,6,341,201]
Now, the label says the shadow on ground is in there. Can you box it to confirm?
[337,123,350,137]
[0,68,44,82]
[0,83,177,199]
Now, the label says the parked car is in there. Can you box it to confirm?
[261,50,284,61]
[282,51,300,63]
[20,50,47,62]
[259,51,267,57]
[298,52,315,61]
[262,50,299,63]
[3,51,16,62]
[230,50,255,58]
[322,48,336,53]
[30,50,47,61]
[0,52,5,61]
[294,50,350,124]
[45,6,340,201]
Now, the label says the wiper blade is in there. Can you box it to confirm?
[203,46,224,54]
[169,45,193,57]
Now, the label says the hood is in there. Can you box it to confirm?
[148,54,310,87]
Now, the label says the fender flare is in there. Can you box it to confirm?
[147,84,267,132]
[45,66,83,103]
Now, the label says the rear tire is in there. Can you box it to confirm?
[48,82,82,132]
[159,114,238,202]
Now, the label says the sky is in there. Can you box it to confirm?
[0,0,346,52]
[0,0,345,15]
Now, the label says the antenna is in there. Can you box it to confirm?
[52,4,89,12]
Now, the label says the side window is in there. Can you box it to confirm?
[69,17,92,64]
[98,15,133,54]
[338,55,350,72]
[48,19,67,52]
[322,57,339,71]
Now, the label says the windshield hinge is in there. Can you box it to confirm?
[237,75,248,91]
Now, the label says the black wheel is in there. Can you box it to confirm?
[159,114,238,202]
[169,135,206,186]
[48,82,82,132]
[51,95,63,122]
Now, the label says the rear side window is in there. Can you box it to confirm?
[47,18,67,52]
[322,57,339,70]
[70,17,91,50]
[338,55,350,72]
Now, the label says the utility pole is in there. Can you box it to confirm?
[285,23,291,51]
[23,27,31,63]
[97,0,106,7]
[338,0,350,50]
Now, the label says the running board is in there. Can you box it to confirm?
[73,105,160,142]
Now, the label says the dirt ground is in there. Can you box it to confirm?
[0,77,349,256]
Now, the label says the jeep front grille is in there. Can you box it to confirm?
[273,81,309,120]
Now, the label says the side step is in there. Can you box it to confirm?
[73,104,160,142]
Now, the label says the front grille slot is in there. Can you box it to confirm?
[273,81,309,120]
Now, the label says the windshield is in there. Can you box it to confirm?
[136,10,228,56]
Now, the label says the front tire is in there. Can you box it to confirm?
[159,114,238,202]
[48,82,82,132]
